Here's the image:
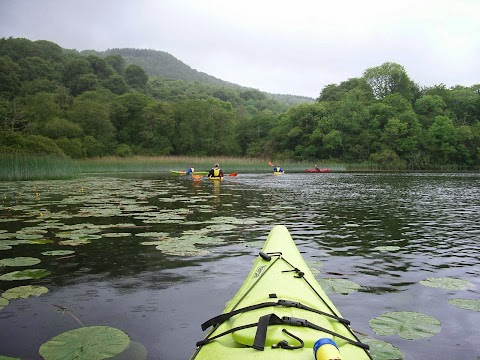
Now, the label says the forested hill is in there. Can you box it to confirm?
[80,48,314,105]
[1,37,479,170]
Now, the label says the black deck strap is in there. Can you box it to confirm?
[201,299,350,331]
[272,329,304,350]
[201,301,277,331]
[282,316,370,351]
[201,298,350,331]
[282,268,305,278]
[252,313,283,350]
[277,300,350,326]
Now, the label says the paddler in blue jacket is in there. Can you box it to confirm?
[186,166,195,175]
[208,163,224,178]
[273,165,284,173]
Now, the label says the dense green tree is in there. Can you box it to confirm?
[363,62,417,101]
[110,92,152,145]
[20,92,61,126]
[172,98,238,156]
[55,137,84,158]
[141,100,175,154]
[125,64,148,90]
[317,78,373,102]
[86,55,113,79]
[0,56,21,99]
[425,115,457,163]
[104,54,126,75]
[443,86,479,126]
[39,117,83,139]
[102,74,128,95]
[68,98,115,151]
[415,94,446,127]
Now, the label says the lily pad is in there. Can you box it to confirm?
[2,285,49,300]
[370,311,441,340]
[318,278,362,294]
[0,355,21,359]
[0,297,9,310]
[0,244,12,250]
[39,325,130,360]
[152,234,219,257]
[0,257,41,267]
[360,337,403,359]
[419,277,472,290]
[0,269,51,281]
[448,298,480,312]
[42,250,75,256]
[110,340,148,360]
[58,239,91,246]
[29,239,54,244]
[374,246,401,252]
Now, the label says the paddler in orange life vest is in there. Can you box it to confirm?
[208,163,224,178]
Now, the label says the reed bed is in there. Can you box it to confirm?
[0,154,79,181]
[3,155,469,181]
[75,156,341,174]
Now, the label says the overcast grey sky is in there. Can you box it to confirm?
[1,0,479,98]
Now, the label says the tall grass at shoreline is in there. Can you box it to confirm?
[0,154,79,181]
[1,155,475,181]
[75,156,343,173]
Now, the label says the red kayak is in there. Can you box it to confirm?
[305,168,331,173]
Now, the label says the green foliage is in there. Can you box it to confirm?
[363,62,417,101]
[0,37,479,169]
[39,326,130,360]
[125,64,148,90]
[370,311,441,340]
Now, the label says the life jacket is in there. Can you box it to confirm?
[190,167,195,173]
[213,168,221,177]
[274,166,282,172]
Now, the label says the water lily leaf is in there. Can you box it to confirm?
[419,277,472,290]
[102,232,132,238]
[2,285,49,300]
[29,239,54,244]
[448,298,480,312]
[0,355,21,359]
[0,297,9,310]
[151,234,219,257]
[360,337,403,359]
[42,250,75,256]
[306,260,323,276]
[110,340,147,360]
[0,244,12,250]
[0,269,51,281]
[0,257,41,267]
[58,239,91,246]
[39,325,130,360]
[370,311,441,339]
[374,246,401,252]
[318,278,361,294]
[135,232,169,238]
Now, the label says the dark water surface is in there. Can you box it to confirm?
[0,172,479,359]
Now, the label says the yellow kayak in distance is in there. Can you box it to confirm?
[191,225,372,359]
[273,171,285,175]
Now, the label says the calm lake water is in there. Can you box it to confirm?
[0,172,479,359]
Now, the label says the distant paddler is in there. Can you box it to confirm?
[273,164,284,174]
[207,163,224,180]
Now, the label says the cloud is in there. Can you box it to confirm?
[1,0,478,97]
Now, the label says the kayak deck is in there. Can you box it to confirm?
[191,225,371,359]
